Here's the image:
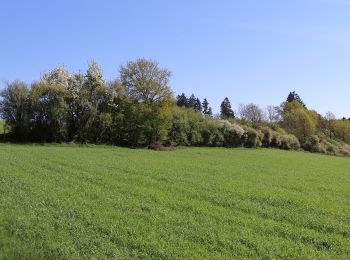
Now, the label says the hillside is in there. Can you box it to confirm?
[0,145,349,258]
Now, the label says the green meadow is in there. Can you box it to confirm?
[0,144,349,259]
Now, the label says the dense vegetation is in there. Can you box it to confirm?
[1,59,350,155]
[0,144,349,258]
[0,120,4,134]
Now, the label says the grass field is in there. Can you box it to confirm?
[0,145,350,259]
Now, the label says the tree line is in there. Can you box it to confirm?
[1,58,350,155]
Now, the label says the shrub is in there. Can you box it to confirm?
[325,143,337,155]
[167,107,191,146]
[281,134,300,150]
[271,131,282,147]
[222,121,245,147]
[201,119,224,146]
[340,144,350,156]
[242,126,262,148]
[303,135,325,153]
[260,126,273,147]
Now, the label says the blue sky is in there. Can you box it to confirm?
[1,0,350,117]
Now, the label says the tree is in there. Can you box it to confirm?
[41,66,70,88]
[220,97,235,119]
[176,93,188,107]
[239,103,264,124]
[41,67,85,141]
[66,73,85,140]
[282,104,316,143]
[323,111,336,139]
[120,58,173,145]
[202,98,213,116]
[286,91,306,108]
[0,81,30,139]
[333,119,350,143]
[29,82,69,142]
[75,61,110,142]
[187,94,197,110]
[194,98,202,112]
[85,61,105,92]
[266,105,281,122]
[120,58,172,103]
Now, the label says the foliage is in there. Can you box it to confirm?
[0,120,8,134]
[220,97,235,119]
[200,117,224,146]
[286,91,306,108]
[29,82,69,142]
[167,107,202,146]
[239,103,264,124]
[187,94,202,112]
[176,93,188,107]
[120,58,173,145]
[221,120,245,147]
[202,98,212,116]
[282,102,316,143]
[2,60,350,157]
[0,81,30,139]
[241,125,263,148]
[120,58,172,103]
[260,126,273,147]
[266,105,281,122]
[333,119,350,143]
[280,134,301,150]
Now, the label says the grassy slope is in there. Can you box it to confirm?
[0,145,349,259]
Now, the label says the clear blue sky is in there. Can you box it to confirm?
[1,0,350,117]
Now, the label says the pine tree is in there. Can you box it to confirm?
[188,94,197,110]
[202,98,213,116]
[208,107,213,116]
[286,91,306,108]
[194,98,202,112]
[176,93,188,107]
[220,97,235,119]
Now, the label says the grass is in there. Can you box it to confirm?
[0,144,349,259]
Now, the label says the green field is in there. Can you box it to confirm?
[0,145,349,259]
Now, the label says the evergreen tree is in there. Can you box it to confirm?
[286,91,306,108]
[188,94,197,110]
[176,93,188,107]
[220,97,235,119]
[208,107,213,116]
[194,98,202,112]
[202,98,213,116]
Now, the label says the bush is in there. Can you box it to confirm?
[271,131,282,147]
[281,134,300,150]
[167,107,191,146]
[340,144,350,156]
[325,143,337,155]
[221,121,245,147]
[303,135,325,153]
[200,119,224,146]
[242,126,262,148]
[260,126,273,147]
